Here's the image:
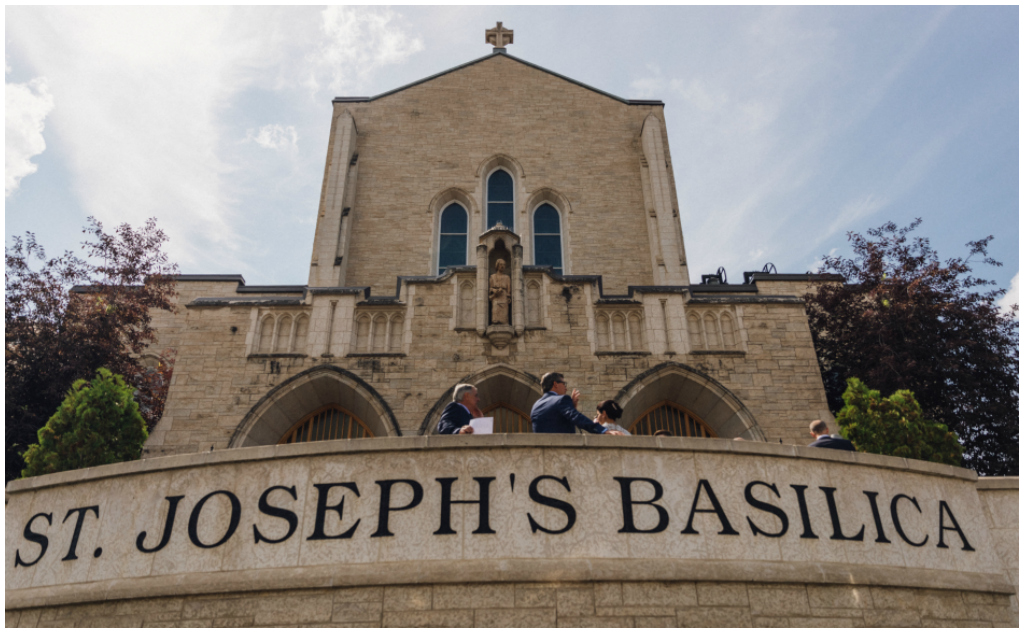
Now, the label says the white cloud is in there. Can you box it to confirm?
[246,124,298,151]
[997,272,1019,317]
[5,75,54,196]
[306,6,424,96]
[5,7,423,273]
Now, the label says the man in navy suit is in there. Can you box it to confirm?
[807,419,856,451]
[531,372,624,435]
[437,383,480,435]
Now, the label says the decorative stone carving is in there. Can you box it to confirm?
[488,259,511,325]
[595,308,645,352]
[687,307,740,351]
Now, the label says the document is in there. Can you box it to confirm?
[469,417,494,434]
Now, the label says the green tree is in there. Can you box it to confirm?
[6,217,177,482]
[836,377,962,467]
[804,219,1018,475]
[21,368,149,478]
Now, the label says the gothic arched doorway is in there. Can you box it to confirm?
[482,402,532,433]
[628,401,716,437]
[616,362,764,440]
[422,364,542,434]
[277,404,375,444]
[230,365,399,447]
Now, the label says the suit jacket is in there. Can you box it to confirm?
[808,435,856,452]
[531,391,607,435]
[437,402,472,435]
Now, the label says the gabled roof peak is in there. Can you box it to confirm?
[332,51,663,106]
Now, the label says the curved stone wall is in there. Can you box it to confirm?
[5,436,1016,625]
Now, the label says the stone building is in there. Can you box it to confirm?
[143,25,840,457]
[7,25,1017,628]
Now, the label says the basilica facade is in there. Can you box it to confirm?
[9,26,1017,628]
[143,30,838,458]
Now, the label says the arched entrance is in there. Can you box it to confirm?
[482,402,532,433]
[277,404,375,444]
[628,401,716,437]
[421,364,542,434]
[230,365,399,447]
[616,362,764,440]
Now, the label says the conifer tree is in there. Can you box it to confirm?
[836,378,962,467]
[21,369,149,478]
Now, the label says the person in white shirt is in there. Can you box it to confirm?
[594,399,631,435]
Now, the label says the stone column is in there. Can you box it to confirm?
[512,244,525,335]
[476,244,488,334]
[640,113,687,286]
[309,110,358,288]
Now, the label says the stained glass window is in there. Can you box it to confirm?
[487,170,514,230]
[533,203,563,275]
[438,203,468,274]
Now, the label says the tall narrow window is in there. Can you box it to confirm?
[533,203,562,275]
[487,170,514,230]
[438,203,468,274]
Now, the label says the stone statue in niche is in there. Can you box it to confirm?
[488,259,511,325]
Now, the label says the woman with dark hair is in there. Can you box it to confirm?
[594,399,631,435]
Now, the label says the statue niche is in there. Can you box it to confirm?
[488,242,512,326]
[476,230,522,352]
[489,259,511,325]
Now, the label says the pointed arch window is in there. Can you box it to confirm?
[487,169,514,230]
[278,405,374,444]
[482,402,532,433]
[629,401,716,438]
[533,203,563,275]
[438,203,468,274]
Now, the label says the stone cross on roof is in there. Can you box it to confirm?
[486,22,514,49]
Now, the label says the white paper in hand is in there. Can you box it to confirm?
[469,417,494,434]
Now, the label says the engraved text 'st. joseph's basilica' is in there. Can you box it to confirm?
[7,24,1018,628]
[145,23,839,453]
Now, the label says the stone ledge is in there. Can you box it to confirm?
[976,476,1019,490]
[6,435,979,494]
[5,559,1013,611]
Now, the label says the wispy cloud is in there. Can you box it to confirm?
[246,124,298,152]
[633,7,958,280]
[6,6,423,273]
[305,6,424,96]
[5,74,54,197]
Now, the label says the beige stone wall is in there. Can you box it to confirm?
[144,274,834,455]
[7,438,1011,608]
[319,54,663,295]
[6,581,1016,628]
[978,477,1019,623]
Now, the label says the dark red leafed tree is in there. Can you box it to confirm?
[804,219,1018,476]
[5,217,178,482]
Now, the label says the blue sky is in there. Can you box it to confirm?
[5,6,1018,310]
